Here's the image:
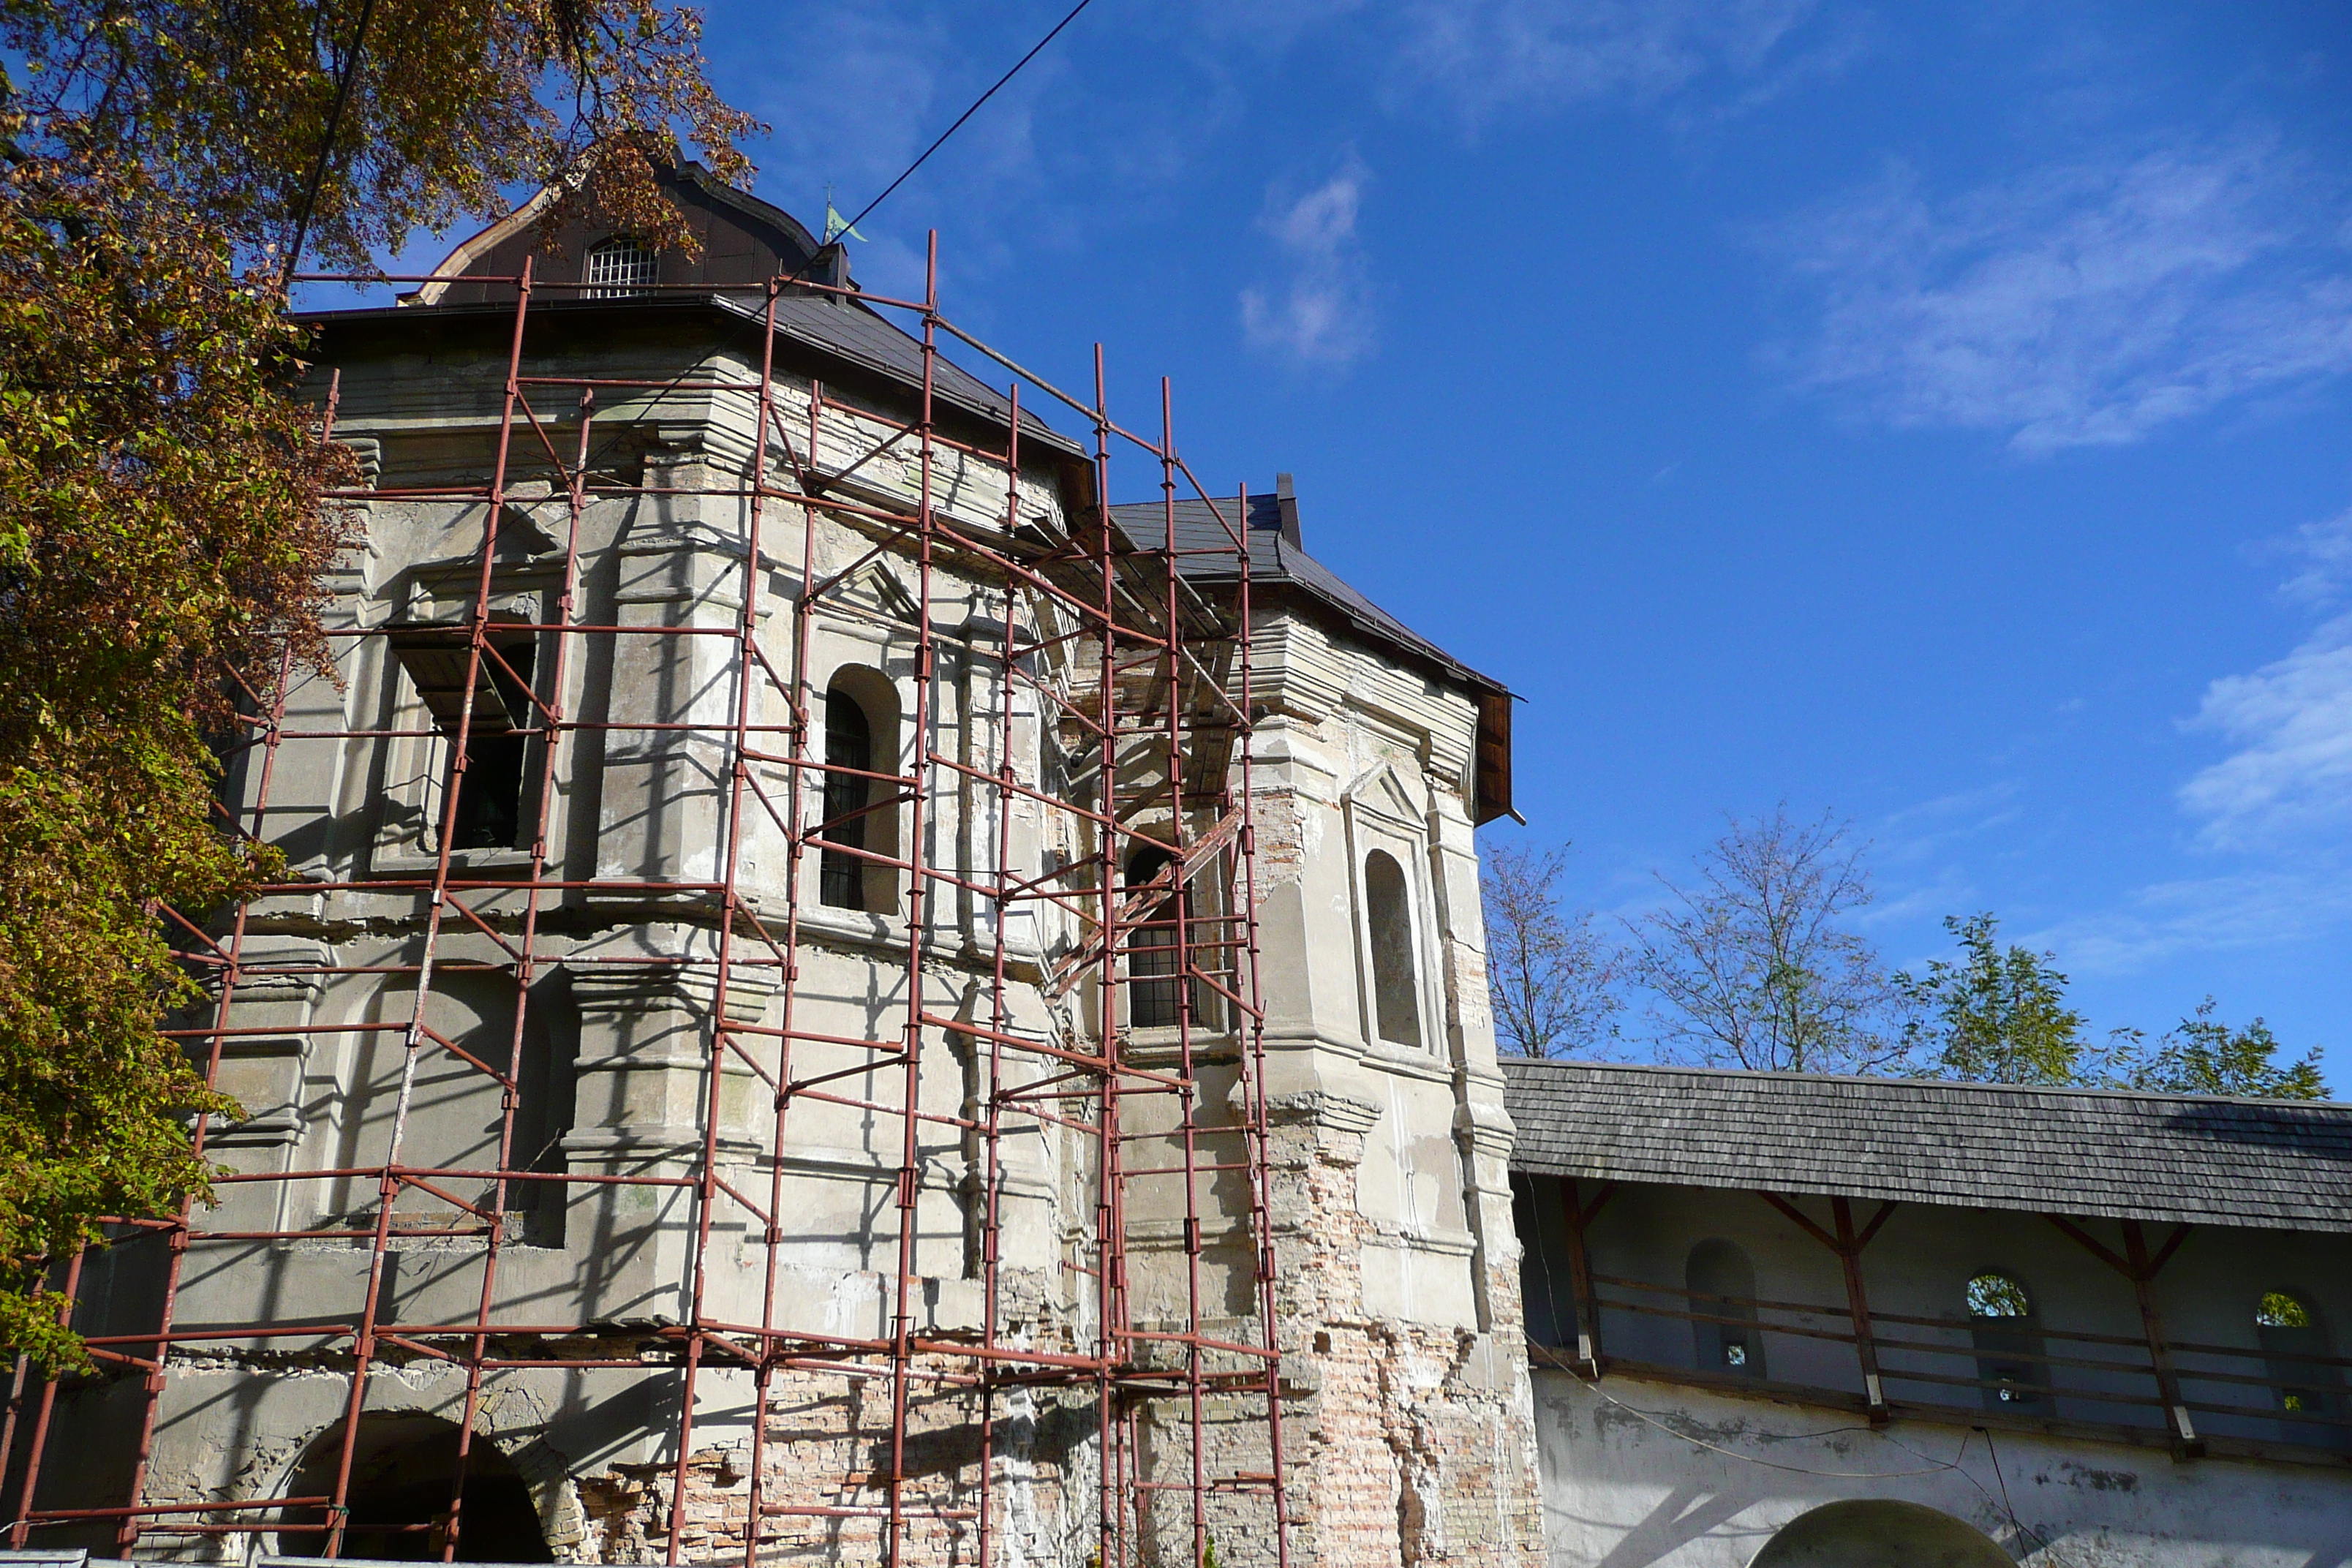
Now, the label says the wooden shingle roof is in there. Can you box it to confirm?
[1501,1058,2352,1235]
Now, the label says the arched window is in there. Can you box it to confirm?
[1686,1239,1765,1378]
[274,1411,549,1561]
[582,235,657,297]
[1363,849,1421,1048]
[819,684,874,910]
[2256,1291,2338,1430]
[1967,1270,2047,1411]
[1126,845,1183,1030]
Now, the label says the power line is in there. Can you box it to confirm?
[568,0,1101,478]
[283,0,380,285]
[829,0,1100,246]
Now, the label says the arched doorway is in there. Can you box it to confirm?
[1750,1499,2014,1568]
[275,1412,550,1561]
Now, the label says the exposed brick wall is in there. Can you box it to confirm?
[633,1103,1544,1568]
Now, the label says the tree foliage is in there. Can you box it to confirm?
[1897,912,2104,1086]
[2,0,756,267]
[1627,808,1904,1074]
[2123,998,2324,1101]
[1480,842,1618,1058]
[0,0,754,1365]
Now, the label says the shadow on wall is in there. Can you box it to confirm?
[1749,1500,2013,1568]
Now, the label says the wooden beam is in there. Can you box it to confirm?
[2123,1219,2203,1457]
[1831,1196,1891,1424]
[2148,1222,2193,1278]
[2047,1214,2203,1458]
[2045,1213,2131,1277]
[1757,1191,1839,1253]
[1561,1179,1615,1376]
[1759,1191,1893,1423]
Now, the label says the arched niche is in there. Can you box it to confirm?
[1686,1237,1766,1378]
[1362,847,1422,1048]
[818,665,904,914]
[274,1411,550,1561]
[1749,1499,2015,1568]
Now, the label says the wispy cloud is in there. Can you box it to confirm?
[1768,135,2352,452]
[2276,505,2352,611]
[1387,0,1824,126]
[2179,615,2352,850]
[1242,160,1378,369]
[2177,507,2352,851]
[2029,867,2352,977]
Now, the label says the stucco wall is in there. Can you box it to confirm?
[1531,1367,2352,1567]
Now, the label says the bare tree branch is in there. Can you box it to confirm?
[1481,841,1620,1058]
[1627,806,1910,1075]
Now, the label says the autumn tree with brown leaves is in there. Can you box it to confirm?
[0,0,755,1364]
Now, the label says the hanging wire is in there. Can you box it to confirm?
[282,0,381,285]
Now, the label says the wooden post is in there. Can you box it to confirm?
[1561,1179,1616,1377]
[2048,1215,2201,1457]
[2123,1219,2201,1455]
[1760,1192,1896,1424]
[1831,1196,1891,1424]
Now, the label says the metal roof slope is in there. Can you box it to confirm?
[1106,496,1507,697]
[1501,1058,2352,1235]
[300,293,1082,459]
[753,293,1082,456]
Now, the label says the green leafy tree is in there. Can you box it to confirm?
[1899,912,2107,1085]
[1,0,755,1365]
[2125,998,2325,1101]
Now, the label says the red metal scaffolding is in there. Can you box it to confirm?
[1,234,1292,1568]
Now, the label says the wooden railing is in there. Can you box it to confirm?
[1527,1180,2352,1460]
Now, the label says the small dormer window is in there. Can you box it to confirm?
[583,237,656,298]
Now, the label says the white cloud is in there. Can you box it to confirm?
[2179,614,2352,850]
[1770,136,2352,452]
[2276,506,2352,610]
[1242,162,1378,368]
[2029,867,2352,976]
[1389,0,1821,125]
[2175,506,2352,851]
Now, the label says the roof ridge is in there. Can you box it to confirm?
[1497,1053,2347,1113]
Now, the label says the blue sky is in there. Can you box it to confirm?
[587,3,2352,1074]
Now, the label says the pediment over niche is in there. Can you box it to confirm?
[494,481,570,559]
[1345,760,1427,828]
[837,557,923,625]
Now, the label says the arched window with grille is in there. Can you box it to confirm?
[2257,1290,2339,1436]
[1362,848,1421,1049]
[583,235,657,297]
[1686,1239,1765,1378]
[1967,1270,2048,1411]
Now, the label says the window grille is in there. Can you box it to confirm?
[583,237,657,297]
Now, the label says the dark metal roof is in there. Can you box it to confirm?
[1501,1058,2352,1235]
[755,293,1082,456]
[300,293,1081,458]
[1109,496,1506,698]
[1107,494,1515,825]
